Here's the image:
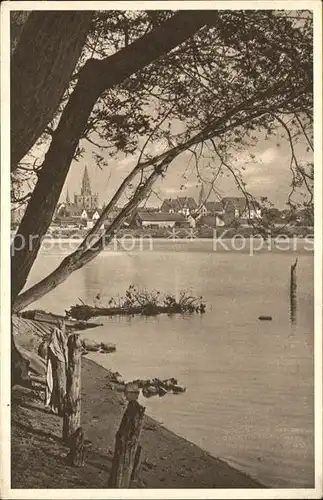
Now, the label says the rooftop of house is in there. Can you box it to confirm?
[177,196,197,208]
[204,201,224,212]
[86,208,103,218]
[160,197,198,212]
[56,204,82,217]
[222,197,247,212]
[56,205,105,219]
[222,197,262,213]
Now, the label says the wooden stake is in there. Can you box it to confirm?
[63,334,82,443]
[108,400,145,488]
[130,444,142,483]
[66,427,85,467]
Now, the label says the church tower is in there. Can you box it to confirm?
[81,165,91,197]
[74,166,99,210]
[66,187,70,205]
[198,183,206,206]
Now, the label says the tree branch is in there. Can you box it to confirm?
[12,155,175,313]
[11,11,213,303]
[79,103,177,248]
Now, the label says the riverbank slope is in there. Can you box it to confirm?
[12,356,263,489]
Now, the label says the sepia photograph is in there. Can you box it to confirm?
[1,1,322,498]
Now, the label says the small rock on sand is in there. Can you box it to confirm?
[81,338,101,352]
[142,386,158,398]
[172,384,186,394]
[100,342,116,353]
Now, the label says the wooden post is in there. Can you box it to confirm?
[46,320,67,416]
[63,334,82,443]
[130,444,142,483]
[290,258,298,323]
[66,427,85,467]
[108,400,145,488]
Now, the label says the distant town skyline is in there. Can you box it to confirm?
[60,132,312,211]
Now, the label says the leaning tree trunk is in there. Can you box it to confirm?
[10,11,30,54]
[11,59,102,304]
[11,11,213,309]
[11,11,92,172]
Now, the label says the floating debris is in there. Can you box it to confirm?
[67,286,206,321]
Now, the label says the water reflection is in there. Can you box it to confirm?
[290,258,298,324]
[290,294,297,324]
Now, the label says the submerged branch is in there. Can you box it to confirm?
[67,286,206,321]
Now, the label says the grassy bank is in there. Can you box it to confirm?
[12,355,263,489]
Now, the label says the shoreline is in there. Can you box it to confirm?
[74,356,265,488]
[11,352,264,489]
[82,357,264,488]
[11,235,314,243]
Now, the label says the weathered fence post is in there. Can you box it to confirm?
[66,426,85,467]
[290,258,298,323]
[108,400,145,488]
[130,443,142,483]
[63,333,82,443]
[46,321,67,416]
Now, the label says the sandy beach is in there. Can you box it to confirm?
[11,355,263,489]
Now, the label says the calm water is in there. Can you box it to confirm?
[24,239,314,488]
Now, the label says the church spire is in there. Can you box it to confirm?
[66,186,70,205]
[198,183,206,206]
[81,166,92,197]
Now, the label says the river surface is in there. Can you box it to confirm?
[23,238,314,488]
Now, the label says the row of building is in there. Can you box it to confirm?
[52,167,262,230]
[12,166,262,230]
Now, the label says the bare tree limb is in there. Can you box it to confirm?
[294,113,313,151]
[11,11,214,303]
[12,154,175,312]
